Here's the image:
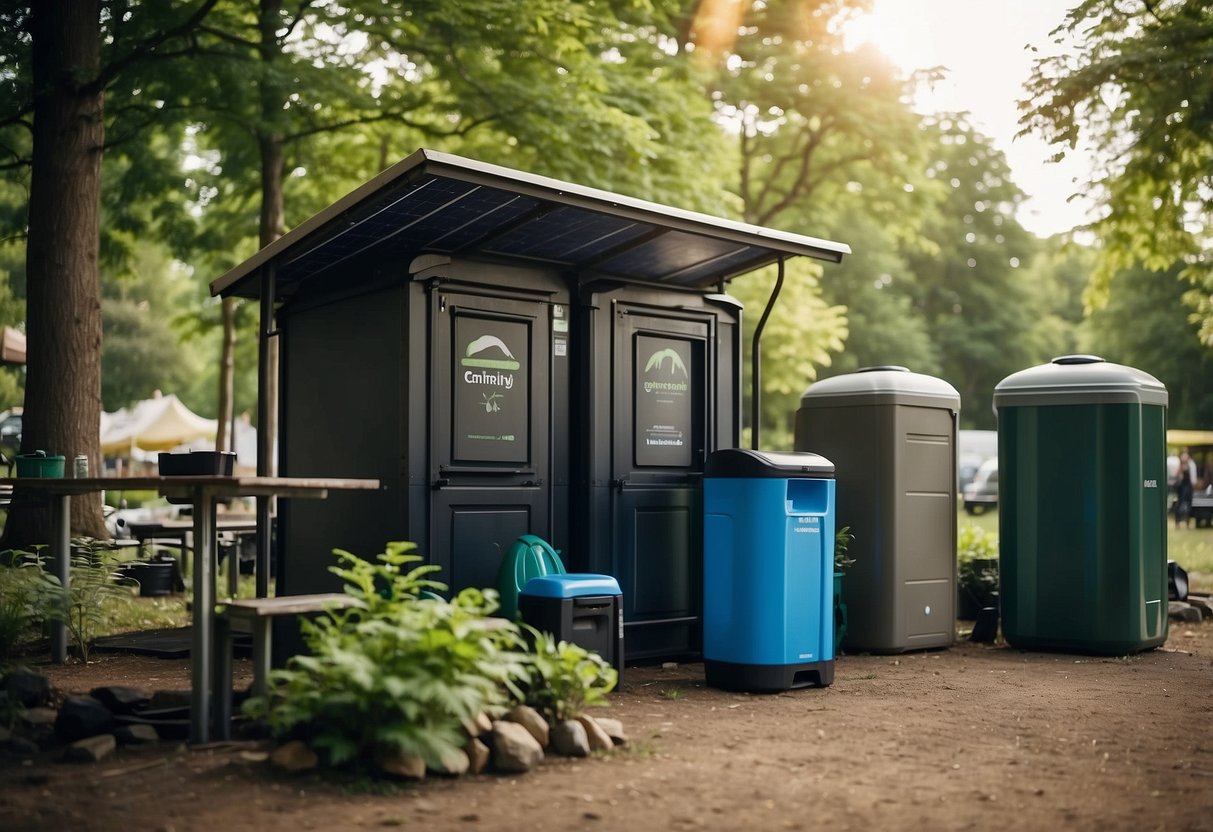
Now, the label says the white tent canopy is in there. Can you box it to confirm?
[1,326,25,365]
[100,392,217,455]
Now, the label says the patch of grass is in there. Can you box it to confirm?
[96,593,190,637]
[658,687,683,700]
[619,737,657,758]
[1170,525,1213,592]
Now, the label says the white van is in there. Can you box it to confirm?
[962,457,998,514]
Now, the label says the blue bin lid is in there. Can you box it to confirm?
[521,573,622,599]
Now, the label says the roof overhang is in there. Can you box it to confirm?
[211,149,850,301]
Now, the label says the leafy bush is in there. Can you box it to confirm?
[0,562,44,663]
[247,542,532,770]
[834,525,856,573]
[957,524,1000,605]
[521,628,617,722]
[33,540,138,662]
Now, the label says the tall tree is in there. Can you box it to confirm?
[15,1,107,540]
[156,0,730,461]
[0,1,218,545]
[902,117,1039,428]
[692,0,937,442]
[1081,263,1213,427]
[1020,0,1213,343]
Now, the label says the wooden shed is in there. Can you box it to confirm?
[211,149,850,661]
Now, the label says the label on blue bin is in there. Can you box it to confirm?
[792,516,821,534]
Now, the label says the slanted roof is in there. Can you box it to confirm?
[211,149,850,300]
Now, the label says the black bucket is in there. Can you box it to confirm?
[119,559,177,597]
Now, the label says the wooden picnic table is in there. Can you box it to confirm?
[1,475,380,744]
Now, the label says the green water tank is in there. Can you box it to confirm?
[993,355,1168,655]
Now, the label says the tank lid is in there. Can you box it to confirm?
[993,356,1168,408]
[798,367,960,410]
[705,448,834,478]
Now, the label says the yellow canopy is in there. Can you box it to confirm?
[1166,429,1213,449]
[100,393,217,455]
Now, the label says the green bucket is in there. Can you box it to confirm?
[495,534,566,620]
[15,451,65,478]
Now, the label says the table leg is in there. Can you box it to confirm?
[213,615,232,741]
[190,494,217,745]
[50,493,71,664]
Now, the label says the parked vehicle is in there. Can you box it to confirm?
[958,429,997,491]
[963,457,998,514]
[0,406,21,473]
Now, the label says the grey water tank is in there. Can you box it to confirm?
[795,366,961,653]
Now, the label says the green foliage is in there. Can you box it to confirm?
[902,117,1040,429]
[957,524,1000,603]
[834,525,856,573]
[1020,0,1213,343]
[520,628,617,723]
[733,259,848,450]
[247,542,531,770]
[1080,263,1213,427]
[0,562,44,664]
[33,541,139,663]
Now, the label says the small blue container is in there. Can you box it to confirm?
[519,574,624,676]
[703,448,836,691]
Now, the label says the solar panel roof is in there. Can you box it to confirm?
[210,149,850,300]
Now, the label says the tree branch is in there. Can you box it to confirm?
[94,0,224,91]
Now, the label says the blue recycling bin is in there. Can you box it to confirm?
[703,448,836,691]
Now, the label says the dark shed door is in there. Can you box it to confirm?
[612,307,711,658]
[430,289,551,593]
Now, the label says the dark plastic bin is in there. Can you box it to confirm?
[519,574,624,676]
[994,355,1168,654]
[795,366,960,653]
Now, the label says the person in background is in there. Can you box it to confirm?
[1173,449,1197,528]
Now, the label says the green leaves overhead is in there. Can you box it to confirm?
[1020,0,1213,341]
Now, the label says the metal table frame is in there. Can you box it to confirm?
[2,475,379,744]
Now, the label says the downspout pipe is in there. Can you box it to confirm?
[750,257,785,450]
[256,264,276,599]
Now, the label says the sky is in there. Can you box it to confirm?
[847,0,1095,237]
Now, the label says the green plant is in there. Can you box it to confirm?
[521,628,618,722]
[834,525,856,573]
[246,542,532,771]
[957,524,1000,607]
[0,562,44,663]
[33,539,138,662]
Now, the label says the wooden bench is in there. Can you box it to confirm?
[214,593,365,738]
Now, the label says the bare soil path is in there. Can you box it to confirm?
[3,620,1213,832]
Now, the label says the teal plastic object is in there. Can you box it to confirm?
[496,534,566,619]
[15,450,64,478]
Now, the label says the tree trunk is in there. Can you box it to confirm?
[3,0,109,548]
[256,0,285,476]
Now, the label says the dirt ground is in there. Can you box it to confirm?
[3,620,1213,832]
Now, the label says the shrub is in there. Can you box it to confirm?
[521,628,617,723]
[957,524,1000,607]
[0,562,44,663]
[33,540,138,662]
[834,525,856,573]
[247,542,532,770]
